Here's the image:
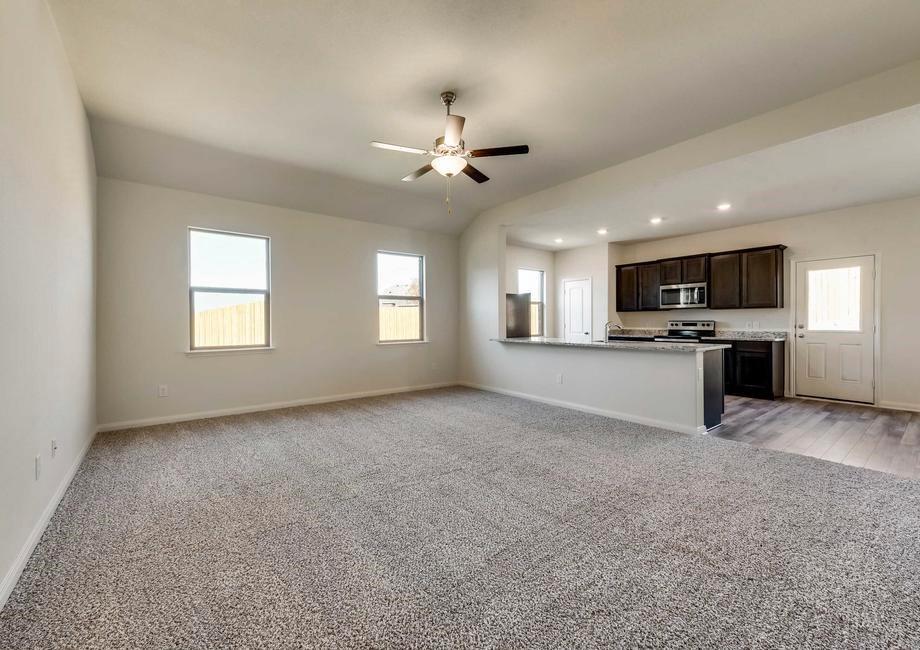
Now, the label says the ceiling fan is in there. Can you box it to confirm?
[370,91,529,208]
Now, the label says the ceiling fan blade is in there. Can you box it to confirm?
[444,115,466,147]
[469,145,529,158]
[401,164,433,182]
[371,141,428,155]
[461,164,489,184]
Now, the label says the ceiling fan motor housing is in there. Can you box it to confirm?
[433,135,465,155]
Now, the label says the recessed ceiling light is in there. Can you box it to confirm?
[717,202,732,212]
[649,216,663,225]
[597,228,608,235]
[554,238,563,243]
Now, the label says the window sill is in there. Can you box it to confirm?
[185,346,275,357]
[376,340,430,346]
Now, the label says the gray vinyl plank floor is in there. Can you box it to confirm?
[714,394,920,479]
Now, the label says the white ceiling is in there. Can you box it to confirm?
[507,104,920,249]
[49,0,920,234]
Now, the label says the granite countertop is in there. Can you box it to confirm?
[702,330,787,341]
[492,337,731,353]
[609,328,787,342]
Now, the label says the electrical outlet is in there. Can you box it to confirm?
[753,321,760,330]
[157,384,168,398]
[556,373,564,384]
[35,455,41,481]
[746,321,753,330]
[51,439,58,458]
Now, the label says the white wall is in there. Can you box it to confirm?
[505,244,555,336]
[96,178,459,427]
[554,243,609,340]
[613,197,920,411]
[0,1,96,606]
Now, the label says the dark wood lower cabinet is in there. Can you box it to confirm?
[722,340,785,400]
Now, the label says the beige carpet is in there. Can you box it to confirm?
[1,387,919,648]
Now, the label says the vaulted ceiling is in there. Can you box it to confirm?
[49,0,920,234]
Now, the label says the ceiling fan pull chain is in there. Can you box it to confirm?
[446,176,452,215]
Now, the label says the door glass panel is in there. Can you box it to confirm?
[807,267,860,331]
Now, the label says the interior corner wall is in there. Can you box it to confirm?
[0,1,97,607]
[95,178,460,427]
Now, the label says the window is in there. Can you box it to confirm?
[517,268,545,336]
[377,251,424,342]
[807,266,861,331]
[189,228,270,350]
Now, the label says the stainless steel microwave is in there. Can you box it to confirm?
[660,283,707,309]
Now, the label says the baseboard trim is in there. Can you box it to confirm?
[97,382,459,432]
[458,381,698,435]
[0,429,97,611]
[878,400,920,413]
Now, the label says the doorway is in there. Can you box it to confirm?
[794,255,876,404]
[563,278,592,343]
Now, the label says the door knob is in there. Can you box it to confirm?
[797,333,805,338]
[796,324,805,329]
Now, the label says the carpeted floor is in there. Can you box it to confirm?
[2,387,919,648]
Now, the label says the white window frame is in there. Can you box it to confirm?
[188,227,271,351]
[517,267,546,337]
[376,250,425,344]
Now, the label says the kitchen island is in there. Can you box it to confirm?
[491,337,730,433]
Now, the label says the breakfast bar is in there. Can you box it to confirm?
[492,337,731,433]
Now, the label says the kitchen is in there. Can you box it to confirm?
[496,223,890,442]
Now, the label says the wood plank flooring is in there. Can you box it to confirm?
[712,395,920,479]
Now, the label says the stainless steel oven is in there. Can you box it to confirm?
[660,282,707,309]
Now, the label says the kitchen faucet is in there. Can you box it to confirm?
[605,321,622,339]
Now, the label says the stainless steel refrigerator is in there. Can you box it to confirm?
[506,293,532,338]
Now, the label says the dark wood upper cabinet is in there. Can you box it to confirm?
[616,265,638,311]
[742,247,784,308]
[709,252,741,309]
[659,255,706,286]
[659,259,682,285]
[614,245,784,312]
[638,263,661,311]
[682,255,708,283]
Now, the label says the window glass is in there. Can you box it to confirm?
[808,266,860,331]
[517,269,545,336]
[189,228,270,349]
[517,269,544,301]
[377,252,424,342]
[190,229,267,290]
[377,252,421,297]
[193,292,267,348]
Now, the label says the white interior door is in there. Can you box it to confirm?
[794,255,875,403]
[563,278,592,343]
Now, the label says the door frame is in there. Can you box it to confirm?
[562,277,593,341]
[788,252,881,406]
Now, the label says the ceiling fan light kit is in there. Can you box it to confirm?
[430,155,467,177]
[370,91,530,213]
